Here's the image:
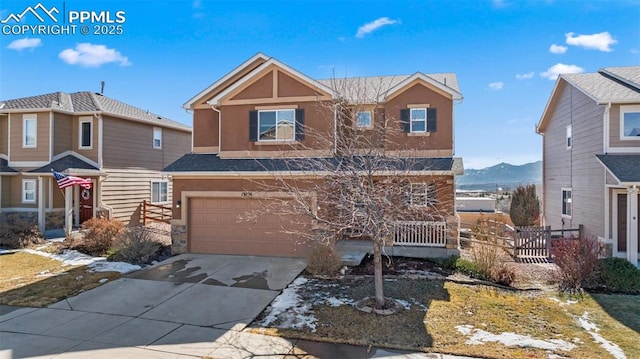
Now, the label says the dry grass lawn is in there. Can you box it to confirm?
[0,252,121,307]
[251,277,640,359]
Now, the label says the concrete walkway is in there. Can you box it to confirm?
[0,254,474,359]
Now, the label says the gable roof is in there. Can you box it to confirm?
[0,158,17,175]
[0,91,191,132]
[536,66,640,133]
[29,154,100,175]
[186,53,463,108]
[596,154,640,184]
[317,72,461,103]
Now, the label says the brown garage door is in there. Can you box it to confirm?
[188,197,311,257]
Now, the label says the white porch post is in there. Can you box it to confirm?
[65,186,73,235]
[37,177,45,232]
[627,186,638,265]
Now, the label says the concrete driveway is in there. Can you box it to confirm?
[0,254,307,358]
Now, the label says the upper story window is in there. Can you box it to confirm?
[23,114,37,148]
[410,108,427,133]
[22,179,36,203]
[620,105,640,140]
[79,117,93,149]
[356,111,372,128]
[153,127,162,149]
[259,109,295,141]
[561,188,572,217]
[408,182,438,207]
[566,125,572,149]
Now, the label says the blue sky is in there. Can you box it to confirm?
[1,0,638,169]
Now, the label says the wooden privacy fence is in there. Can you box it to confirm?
[142,200,172,225]
[394,221,447,247]
[515,225,551,260]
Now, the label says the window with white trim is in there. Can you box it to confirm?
[259,109,295,141]
[22,179,36,203]
[620,105,640,139]
[408,182,437,207]
[79,118,93,149]
[23,114,37,148]
[153,127,162,149]
[356,111,372,128]
[151,181,168,203]
[410,108,427,133]
[561,189,572,217]
[566,125,572,149]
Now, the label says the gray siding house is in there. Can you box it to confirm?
[536,66,640,266]
[0,92,191,233]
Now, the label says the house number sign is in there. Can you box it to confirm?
[241,191,253,198]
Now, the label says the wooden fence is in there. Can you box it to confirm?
[394,221,447,247]
[142,200,172,225]
[515,225,551,260]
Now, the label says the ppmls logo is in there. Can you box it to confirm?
[2,2,126,36]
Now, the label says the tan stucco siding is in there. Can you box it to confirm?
[608,104,640,149]
[53,113,73,156]
[542,84,605,238]
[194,57,267,108]
[385,83,454,153]
[102,116,190,170]
[10,112,50,162]
[0,115,8,155]
[193,109,219,148]
[219,100,333,154]
[231,72,273,100]
[101,168,172,225]
[278,71,317,97]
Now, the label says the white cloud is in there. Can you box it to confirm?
[631,48,639,54]
[540,63,584,80]
[565,32,617,52]
[356,17,399,38]
[6,37,41,51]
[515,72,535,80]
[59,43,130,67]
[549,44,567,54]
[489,82,504,90]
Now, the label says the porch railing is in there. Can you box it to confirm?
[142,200,172,225]
[394,221,447,247]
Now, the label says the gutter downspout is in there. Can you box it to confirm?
[603,102,612,248]
[211,106,222,155]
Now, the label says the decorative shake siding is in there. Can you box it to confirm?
[542,83,605,238]
[101,168,172,225]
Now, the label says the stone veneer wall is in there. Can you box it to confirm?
[171,224,187,254]
[0,212,38,226]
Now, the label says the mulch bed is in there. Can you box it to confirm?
[345,254,452,277]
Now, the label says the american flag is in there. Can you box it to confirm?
[52,170,92,189]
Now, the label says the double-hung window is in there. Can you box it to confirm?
[259,109,295,141]
[22,179,36,203]
[356,111,372,128]
[153,127,162,149]
[408,183,437,207]
[410,108,427,133]
[79,117,93,149]
[561,189,572,217]
[620,105,640,139]
[566,125,572,149]
[23,114,37,148]
[151,181,168,203]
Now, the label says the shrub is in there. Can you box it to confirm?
[455,258,481,277]
[80,218,124,256]
[471,243,516,285]
[109,227,162,265]
[435,255,459,270]
[553,237,601,293]
[307,244,343,276]
[509,184,540,226]
[596,257,640,293]
[0,217,43,249]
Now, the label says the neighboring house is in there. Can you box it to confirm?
[0,91,191,233]
[165,53,463,257]
[536,66,640,266]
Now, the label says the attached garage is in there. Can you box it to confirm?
[188,197,311,257]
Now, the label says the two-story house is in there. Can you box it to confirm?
[536,66,640,266]
[165,53,463,257]
[0,91,191,233]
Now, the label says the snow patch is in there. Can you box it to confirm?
[22,249,140,274]
[549,297,578,306]
[577,312,626,359]
[395,299,411,310]
[455,324,575,352]
[259,277,317,332]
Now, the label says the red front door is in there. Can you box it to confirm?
[79,186,93,223]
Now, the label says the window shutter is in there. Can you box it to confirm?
[249,110,258,141]
[427,108,437,132]
[295,109,305,141]
[400,109,410,133]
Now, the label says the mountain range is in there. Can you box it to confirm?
[456,161,542,191]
